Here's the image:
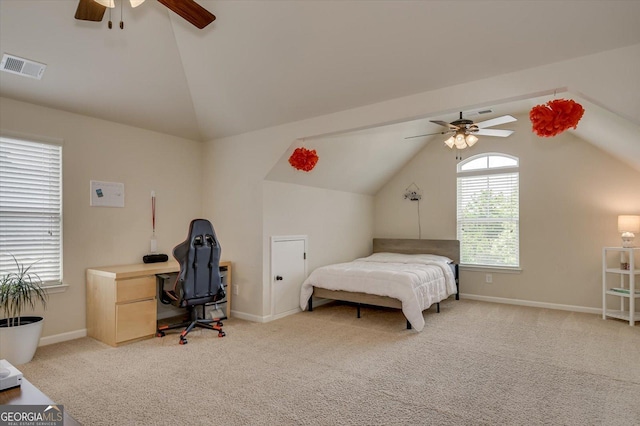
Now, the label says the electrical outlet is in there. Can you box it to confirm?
[485,274,493,283]
[233,285,239,296]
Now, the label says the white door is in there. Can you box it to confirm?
[271,236,307,319]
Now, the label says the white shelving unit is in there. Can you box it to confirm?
[602,247,639,326]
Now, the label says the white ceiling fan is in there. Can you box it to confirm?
[406,112,517,149]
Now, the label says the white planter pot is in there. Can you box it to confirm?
[0,316,44,365]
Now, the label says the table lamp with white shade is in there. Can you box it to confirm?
[618,215,640,248]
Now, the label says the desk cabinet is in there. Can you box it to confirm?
[87,260,231,346]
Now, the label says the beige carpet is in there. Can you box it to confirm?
[17,300,640,425]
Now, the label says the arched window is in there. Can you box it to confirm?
[457,153,519,268]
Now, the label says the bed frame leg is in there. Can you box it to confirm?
[406,320,411,330]
[436,302,440,313]
[455,264,460,300]
[357,303,361,318]
[308,297,313,312]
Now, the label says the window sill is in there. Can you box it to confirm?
[460,265,522,274]
[42,283,70,294]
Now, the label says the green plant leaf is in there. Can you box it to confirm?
[0,254,48,326]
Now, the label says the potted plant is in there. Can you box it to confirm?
[0,255,48,365]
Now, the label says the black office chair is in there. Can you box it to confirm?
[156,219,226,344]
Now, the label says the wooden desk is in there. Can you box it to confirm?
[0,378,81,426]
[86,260,231,346]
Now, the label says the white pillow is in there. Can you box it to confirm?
[357,252,453,264]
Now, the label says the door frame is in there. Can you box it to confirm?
[270,235,308,320]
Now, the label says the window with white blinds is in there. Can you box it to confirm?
[0,136,62,284]
[457,153,519,268]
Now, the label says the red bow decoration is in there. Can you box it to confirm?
[288,147,319,172]
[529,99,584,137]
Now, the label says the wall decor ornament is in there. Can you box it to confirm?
[288,147,319,172]
[529,98,585,137]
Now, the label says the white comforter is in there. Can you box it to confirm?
[299,253,457,331]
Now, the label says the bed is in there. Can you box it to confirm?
[299,238,459,331]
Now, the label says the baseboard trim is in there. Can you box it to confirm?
[269,308,302,322]
[39,329,87,347]
[459,293,601,315]
[231,299,334,324]
[230,310,269,323]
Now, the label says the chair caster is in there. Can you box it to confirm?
[156,331,165,337]
[218,331,226,338]
[179,337,188,345]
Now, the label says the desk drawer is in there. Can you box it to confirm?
[116,276,156,303]
[116,299,156,343]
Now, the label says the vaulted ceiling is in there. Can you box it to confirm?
[1,0,639,146]
[0,0,640,140]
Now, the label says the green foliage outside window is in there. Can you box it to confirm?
[458,185,519,267]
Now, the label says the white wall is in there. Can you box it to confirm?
[263,181,373,316]
[2,44,639,339]
[0,97,203,340]
[375,113,640,310]
[203,44,640,320]
[202,126,373,320]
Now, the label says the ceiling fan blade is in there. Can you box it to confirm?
[475,115,517,129]
[404,131,450,140]
[430,120,459,130]
[158,0,216,29]
[475,129,514,137]
[74,0,106,22]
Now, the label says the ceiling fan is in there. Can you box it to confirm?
[74,0,216,29]
[405,112,517,149]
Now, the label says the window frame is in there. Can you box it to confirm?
[456,152,520,270]
[0,133,64,287]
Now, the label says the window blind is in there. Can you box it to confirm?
[0,136,62,284]
[457,172,519,267]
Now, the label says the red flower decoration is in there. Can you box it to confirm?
[288,147,319,172]
[529,99,585,137]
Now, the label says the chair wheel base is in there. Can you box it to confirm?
[161,313,227,344]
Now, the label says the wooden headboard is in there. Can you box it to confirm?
[373,238,460,264]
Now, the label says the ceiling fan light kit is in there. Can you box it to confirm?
[445,133,478,149]
[444,136,454,148]
[464,134,478,147]
[94,0,146,8]
[410,112,516,150]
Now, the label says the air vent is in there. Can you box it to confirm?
[462,108,493,117]
[0,54,46,80]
